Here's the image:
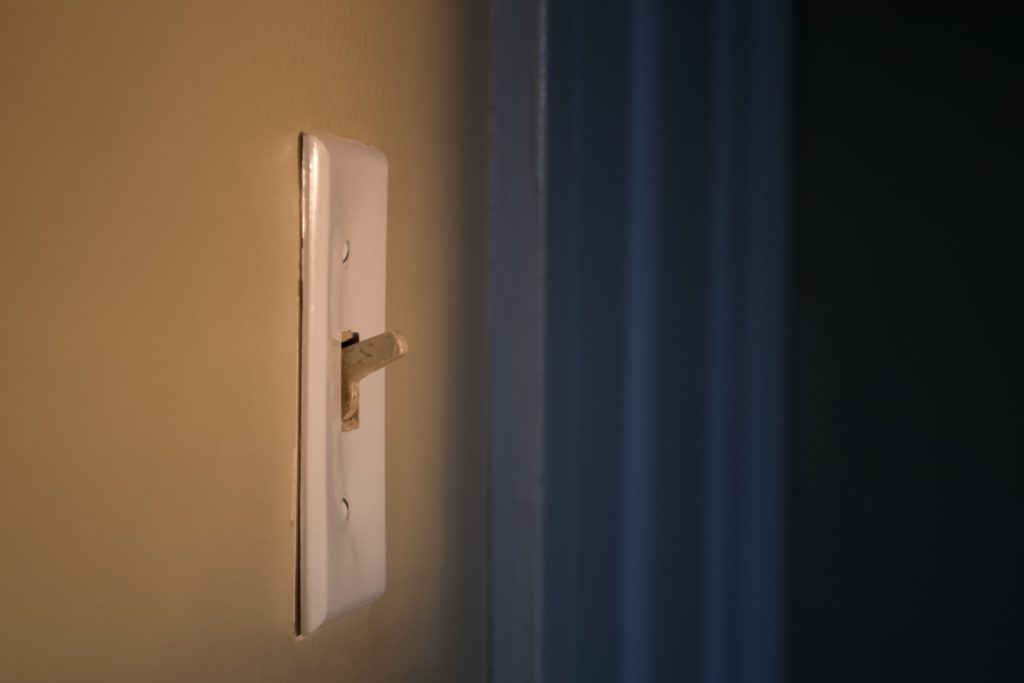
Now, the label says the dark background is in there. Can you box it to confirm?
[790,4,1020,680]
[535,1,1021,680]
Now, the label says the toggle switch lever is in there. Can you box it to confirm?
[339,330,408,432]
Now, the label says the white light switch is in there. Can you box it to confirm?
[299,133,390,634]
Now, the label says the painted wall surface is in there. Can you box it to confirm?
[0,1,489,680]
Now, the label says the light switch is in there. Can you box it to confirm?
[298,133,398,634]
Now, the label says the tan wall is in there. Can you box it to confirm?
[0,1,489,681]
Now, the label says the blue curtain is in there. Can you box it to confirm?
[542,1,793,680]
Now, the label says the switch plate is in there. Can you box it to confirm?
[299,133,388,634]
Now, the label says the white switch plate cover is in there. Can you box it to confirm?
[299,133,388,634]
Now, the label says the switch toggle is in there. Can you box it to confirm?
[340,330,408,432]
